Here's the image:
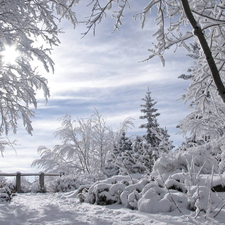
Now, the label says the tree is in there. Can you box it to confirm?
[32,110,114,174]
[0,0,77,152]
[111,131,134,174]
[81,0,225,104]
[32,115,94,174]
[104,118,135,176]
[91,109,114,172]
[138,88,173,171]
[179,42,225,143]
[139,88,160,147]
[132,135,153,174]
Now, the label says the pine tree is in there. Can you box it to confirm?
[139,88,161,147]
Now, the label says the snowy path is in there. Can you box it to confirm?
[0,193,224,225]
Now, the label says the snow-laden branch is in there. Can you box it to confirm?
[180,0,225,103]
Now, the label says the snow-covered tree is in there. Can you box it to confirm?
[139,88,160,147]
[179,42,225,144]
[32,114,93,174]
[110,133,152,175]
[111,131,134,174]
[0,0,77,152]
[104,118,135,176]
[132,135,153,174]
[32,110,114,175]
[91,109,114,171]
[157,127,174,153]
[137,89,173,172]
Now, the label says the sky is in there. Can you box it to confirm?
[0,1,193,174]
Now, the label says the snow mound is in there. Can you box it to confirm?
[82,172,225,216]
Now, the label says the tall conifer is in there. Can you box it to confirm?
[139,88,161,147]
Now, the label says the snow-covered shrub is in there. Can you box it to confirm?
[188,186,220,215]
[49,175,80,192]
[3,177,46,193]
[48,173,105,193]
[81,172,225,217]
[153,141,222,176]
[120,178,150,209]
[20,177,33,193]
[137,175,190,213]
[30,180,46,193]
[5,180,16,193]
[138,172,224,214]
[0,186,12,202]
[85,175,141,206]
[138,184,174,213]
[165,178,187,193]
[0,175,6,188]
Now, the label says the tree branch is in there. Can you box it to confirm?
[181,0,225,103]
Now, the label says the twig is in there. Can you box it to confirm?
[157,170,183,214]
[214,202,225,218]
[206,165,214,218]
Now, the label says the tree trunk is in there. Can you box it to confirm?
[180,0,225,103]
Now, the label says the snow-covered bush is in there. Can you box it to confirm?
[84,175,142,206]
[0,186,12,202]
[30,181,46,193]
[0,175,6,188]
[4,178,46,193]
[81,172,225,216]
[20,177,33,193]
[49,175,82,192]
[48,173,106,193]
[138,173,225,214]
[153,141,222,176]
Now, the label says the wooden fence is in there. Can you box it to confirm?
[0,172,63,193]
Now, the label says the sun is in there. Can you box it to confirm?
[1,45,20,65]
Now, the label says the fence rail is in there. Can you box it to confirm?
[0,172,62,193]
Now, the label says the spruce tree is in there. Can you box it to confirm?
[139,88,161,147]
[111,132,134,174]
[139,89,174,169]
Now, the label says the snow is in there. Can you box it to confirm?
[0,192,224,225]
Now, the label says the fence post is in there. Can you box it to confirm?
[39,172,45,192]
[16,172,21,193]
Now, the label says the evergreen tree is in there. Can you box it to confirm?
[111,132,134,175]
[138,89,173,172]
[132,136,153,174]
[157,127,174,153]
[139,88,161,147]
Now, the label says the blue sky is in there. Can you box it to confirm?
[0,2,193,174]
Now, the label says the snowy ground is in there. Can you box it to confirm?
[0,193,224,225]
